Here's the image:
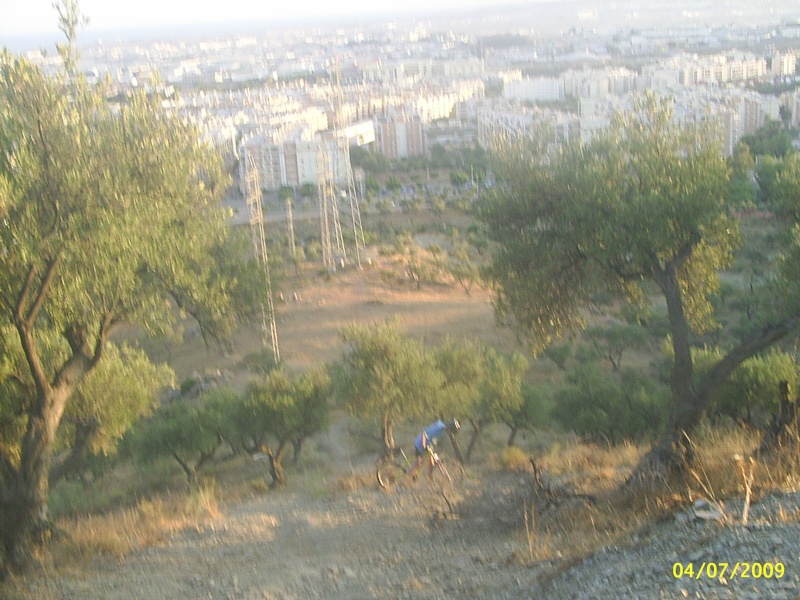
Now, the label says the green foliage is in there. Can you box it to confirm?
[674,346,800,425]
[755,155,781,205]
[0,25,257,563]
[63,344,175,457]
[349,146,390,174]
[300,182,317,198]
[237,366,331,486]
[288,366,332,443]
[552,364,669,444]
[132,396,225,482]
[0,326,173,472]
[449,169,469,187]
[583,323,650,371]
[480,93,739,352]
[477,347,528,426]
[380,233,451,289]
[718,351,799,425]
[432,337,486,419]
[740,121,792,158]
[504,383,554,442]
[337,320,444,450]
[768,153,800,220]
[543,343,572,371]
[446,241,481,295]
[239,347,281,377]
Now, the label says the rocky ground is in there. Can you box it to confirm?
[7,456,800,600]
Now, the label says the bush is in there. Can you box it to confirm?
[499,446,531,472]
[552,364,669,444]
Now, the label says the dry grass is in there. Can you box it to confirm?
[499,446,533,472]
[522,421,800,573]
[44,481,221,574]
[539,439,644,488]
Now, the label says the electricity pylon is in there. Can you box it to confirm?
[245,151,280,363]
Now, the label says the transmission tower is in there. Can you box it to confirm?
[285,193,296,259]
[245,151,280,363]
[317,141,346,271]
[316,60,366,270]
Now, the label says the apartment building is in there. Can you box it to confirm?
[374,115,426,159]
[239,133,350,193]
[503,77,565,102]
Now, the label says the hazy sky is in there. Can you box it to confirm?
[1,0,507,37]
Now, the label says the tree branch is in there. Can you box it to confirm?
[0,450,19,487]
[697,315,800,405]
[13,257,61,398]
[48,417,99,486]
[25,256,60,328]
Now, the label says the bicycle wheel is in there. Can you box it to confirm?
[376,460,407,491]
[436,458,464,489]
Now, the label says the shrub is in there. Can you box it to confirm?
[499,446,531,472]
[552,364,669,444]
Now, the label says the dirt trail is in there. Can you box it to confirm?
[15,457,546,600]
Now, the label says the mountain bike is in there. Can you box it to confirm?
[376,445,463,492]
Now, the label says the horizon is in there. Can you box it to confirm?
[1,0,530,41]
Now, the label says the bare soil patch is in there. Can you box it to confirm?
[146,259,517,384]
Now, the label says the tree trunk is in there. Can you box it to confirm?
[292,438,303,465]
[49,417,100,486]
[507,426,519,447]
[266,441,288,488]
[632,266,800,484]
[446,429,465,464]
[3,404,65,572]
[758,381,798,455]
[464,420,483,463]
[4,298,103,573]
[381,411,395,454]
[173,452,197,484]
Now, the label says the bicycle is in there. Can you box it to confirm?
[376,445,463,492]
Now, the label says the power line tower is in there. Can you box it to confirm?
[316,140,346,271]
[317,60,366,270]
[285,192,296,259]
[245,150,280,363]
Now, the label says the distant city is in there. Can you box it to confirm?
[6,0,800,201]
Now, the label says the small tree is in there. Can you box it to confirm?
[337,320,443,453]
[133,393,230,484]
[238,367,331,486]
[432,337,486,463]
[504,383,553,446]
[243,371,296,487]
[289,366,332,464]
[584,323,650,371]
[464,347,528,461]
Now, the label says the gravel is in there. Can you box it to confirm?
[7,473,800,600]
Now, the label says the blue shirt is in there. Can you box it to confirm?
[414,420,447,453]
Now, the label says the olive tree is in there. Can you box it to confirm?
[240,367,331,487]
[479,93,800,478]
[337,320,444,453]
[0,6,256,570]
[132,390,232,484]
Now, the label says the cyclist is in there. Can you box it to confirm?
[408,419,460,478]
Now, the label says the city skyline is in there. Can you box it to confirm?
[1,0,523,37]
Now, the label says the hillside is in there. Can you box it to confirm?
[6,239,800,599]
